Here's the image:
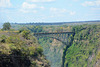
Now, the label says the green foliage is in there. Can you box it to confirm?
[29,26,43,33]
[56,27,63,32]
[0,31,50,67]
[0,35,6,43]
[28,46,35,56]
[64,24,100,67]
[2,22,11,30]
[36,46,43,55]
[96,51,100,60]
[6,36,20,43]
[32,36,38,43]
[21,30,30,39]
[19,27,29,33]
[20,26,44,33]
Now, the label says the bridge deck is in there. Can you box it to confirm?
[34,32,74,35]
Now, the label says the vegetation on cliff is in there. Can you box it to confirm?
[0,29,50,67]
[64,24,100,67]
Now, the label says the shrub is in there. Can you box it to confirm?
[0,35,6,43]
[21,30,30,39]
[36,46,43,55]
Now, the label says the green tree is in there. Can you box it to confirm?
[2,22,11,30]
[21,30,30,39]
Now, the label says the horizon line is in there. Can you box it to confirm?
[10,20,100,23]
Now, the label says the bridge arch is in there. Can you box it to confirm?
[34,32,74,45]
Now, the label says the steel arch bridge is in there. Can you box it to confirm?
[34,32,74,44]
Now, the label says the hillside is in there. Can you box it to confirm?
[64,24,100,67]
[0,31,50,67]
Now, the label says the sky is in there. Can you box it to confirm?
[0,0,100,23]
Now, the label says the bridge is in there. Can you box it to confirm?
[34,32,74,44]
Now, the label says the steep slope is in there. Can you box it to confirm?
[64,24,100,67]
[0,31,50,67]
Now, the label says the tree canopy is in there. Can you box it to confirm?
[2,22,11,30]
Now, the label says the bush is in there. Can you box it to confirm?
[36,46,43,55]
[0,35,6,43]
[21,30,30,39]
[19,27,29,33]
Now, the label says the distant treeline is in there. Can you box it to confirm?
[11,20,100,25]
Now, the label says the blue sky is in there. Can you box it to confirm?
[0,0,100,23]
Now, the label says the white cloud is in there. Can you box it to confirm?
[50,7,67,13]
[49,8,67,18]
[50,7,57,12]
[0,0,12,8]
[82,1,95,6]
[20,2,45,13]
[70,11,76,15]
[82,0,100,7]
[28,0,55,2]
[33,10,37,13]
[22,2,37,9]
[20,8,37,13]
[50,7,76,16]
[91,7,100,10]
[73,0,79,2]
[20,2,37,13]
[40,6,45,10]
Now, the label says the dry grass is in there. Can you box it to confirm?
[0,31,18,37]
